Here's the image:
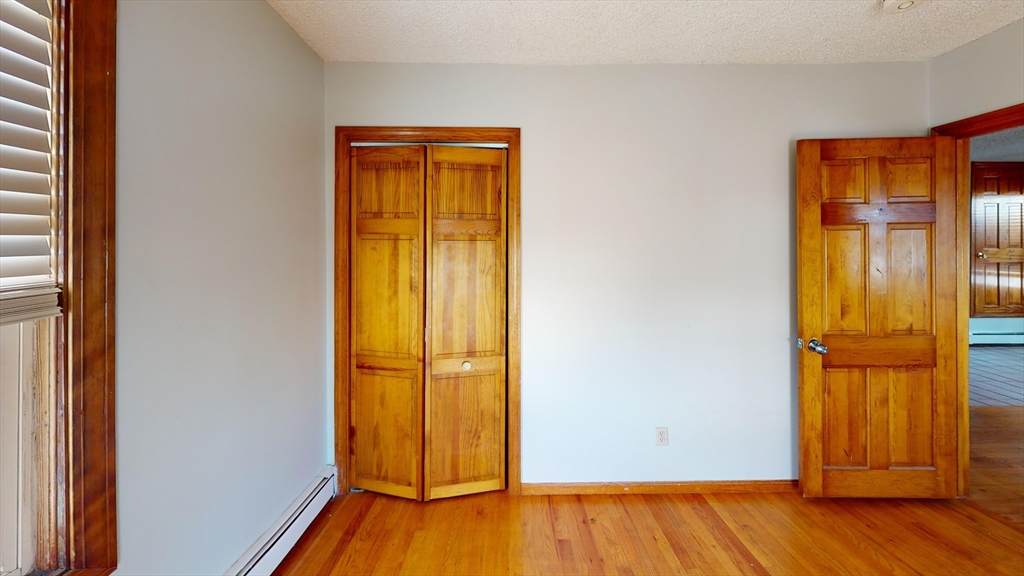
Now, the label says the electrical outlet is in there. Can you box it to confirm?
[655,427,669,446]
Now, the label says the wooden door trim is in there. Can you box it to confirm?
[334,127,523,496]
[931,102,1024,497]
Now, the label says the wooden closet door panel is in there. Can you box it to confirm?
[350,146,425,500]
[425,146,507,500]
[972,162,1024,317]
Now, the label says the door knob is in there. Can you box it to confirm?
[462,361,472,370]
[807,339,828,355]
[977,252,988,259]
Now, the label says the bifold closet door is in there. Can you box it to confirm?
[349,144,507,502]
[350,146,425,500]
[425,145,507,500]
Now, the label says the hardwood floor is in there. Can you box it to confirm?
[276,406,1024,575]
[970,346,1024,407]
[968,406,1024,526]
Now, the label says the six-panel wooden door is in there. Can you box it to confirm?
[350,144,507,501]
[971,162,1024,317]
[797,137,958,498]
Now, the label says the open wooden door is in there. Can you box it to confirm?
[797,137,958,498]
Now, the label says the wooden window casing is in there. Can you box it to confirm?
[34,0,117,573]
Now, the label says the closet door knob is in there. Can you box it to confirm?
[462,361,472,370]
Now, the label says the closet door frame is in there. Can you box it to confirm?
[334,127,522,496]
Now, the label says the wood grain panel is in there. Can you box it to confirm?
[888,368,935,468]
[886,158,933,202]
[354,237,418,358]
[823,368,868,468]
[352,369,421,499]
[823,226,868,335]
[820,203,936,226]
[354,147,422,218]
[432,239,500,357]
[428,373,504,498]
[887,225,934,335]
[821,159,867,204]
[431,147,503,219]
[971,162,1024,317]
[821,335,935,367]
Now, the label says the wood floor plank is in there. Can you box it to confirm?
[643,494,765,575]
[519,496,562,575]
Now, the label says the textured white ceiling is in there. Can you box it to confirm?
[972,126,1024,162]
[266,0,1024,65]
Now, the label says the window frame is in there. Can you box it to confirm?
[34,0,117,573]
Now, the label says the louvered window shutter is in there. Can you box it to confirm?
[0,0,59,325]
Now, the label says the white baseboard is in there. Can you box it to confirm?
[225,465,337,576]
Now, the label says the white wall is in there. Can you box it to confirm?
[325,63,930,482]
[117,1,326,574]
[929,19,1024,126]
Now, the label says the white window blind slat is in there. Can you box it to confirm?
[0,120,48,153]
[0,0,57,324]
[13,0,49,19]
[0,0,49,42]
[0,47,48,87]
[0,72,49,109]
[0,255,49,279]
[0,21,50,66]
[0,189,49,215]
[0,235,47,257]
[0,213,48,235]
[0,167,47,195]
[0,144,48,173]
[0,97,48,131]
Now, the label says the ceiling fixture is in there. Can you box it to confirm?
[882,0,929,15]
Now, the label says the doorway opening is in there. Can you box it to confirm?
[932,104,1024,525]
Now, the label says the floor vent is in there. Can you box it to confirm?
[226,465,337,576]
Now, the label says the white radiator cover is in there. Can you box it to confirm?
[225,465,337,576]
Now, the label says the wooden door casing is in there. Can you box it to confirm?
[425,146,507,500]
[971,162,1024,318]
[798,137,958,498]
[349,146,425,500]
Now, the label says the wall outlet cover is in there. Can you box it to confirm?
[655,427,669,446]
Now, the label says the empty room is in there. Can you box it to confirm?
[0,0,1021,574]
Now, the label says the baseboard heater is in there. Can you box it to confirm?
[226,465,338,576]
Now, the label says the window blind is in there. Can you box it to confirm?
[0,0,58,325]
